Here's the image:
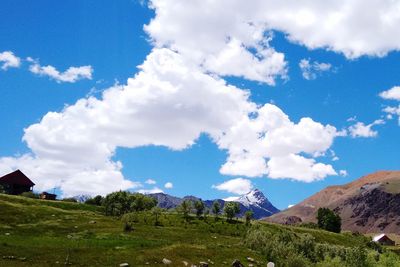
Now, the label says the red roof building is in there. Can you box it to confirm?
[0,170,35,195]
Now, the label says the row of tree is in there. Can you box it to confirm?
[178,199,254,224]
[85,191,254,224]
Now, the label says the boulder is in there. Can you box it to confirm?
[162,258,172,265]
[231,259,244,267]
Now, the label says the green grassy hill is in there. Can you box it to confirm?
[0,193,398,266]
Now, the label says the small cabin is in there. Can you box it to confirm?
[0,170,35,195]
[373,234,395,246]
[40,192,57,200]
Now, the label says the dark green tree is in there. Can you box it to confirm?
[194,200,205,218]
[85,195,104,206]
[224,202,240,222]
[179,200,192,222]
[245,210,254,226]
[102,191,157,216]
[317,207,341,233]
[212,200,221,219]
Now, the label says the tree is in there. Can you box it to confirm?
[204,208,210,222]
[102,191,157,216]
[224,202,240,222]
[245,210,254,226]
[151,207,163,226]
[179,200,192,222]
[212,200,221,219]
[317,207,341,233]
[194,200,205,218]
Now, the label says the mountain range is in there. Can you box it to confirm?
[266,171,400,233]
[149,189,280,219]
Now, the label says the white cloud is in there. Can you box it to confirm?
[339,170,348,177]
[380,86,400,101]
[146,0,400,63]
[0,51,21,70]
[383,105,400,125]
[145,1,288,85]
[217,104,339,181]
[288,204,294,208]
[212,178,253,195]
[380,86,400,124]
[164,182,173,189]
[137,187,163,194]
[299,59,332,80]
[348,119,385,138]
[145,179,156,185]
[28,58,93,83]
[266,154,337,182]
[0,48,253,196]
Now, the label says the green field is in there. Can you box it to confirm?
[0,193,398,266]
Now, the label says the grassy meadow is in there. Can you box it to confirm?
[0,193,399,266]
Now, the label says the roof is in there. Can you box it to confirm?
[373,234,388,242]
[0,170,35,187]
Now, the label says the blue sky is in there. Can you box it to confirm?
[1,0,400,209]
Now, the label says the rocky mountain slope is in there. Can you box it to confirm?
[150,189,279,219]
[266,171,400,233]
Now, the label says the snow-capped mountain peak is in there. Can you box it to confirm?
[236,189,267,207]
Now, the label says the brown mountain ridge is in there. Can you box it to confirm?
[265,171,400,233]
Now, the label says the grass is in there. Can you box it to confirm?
[0,193,387,266]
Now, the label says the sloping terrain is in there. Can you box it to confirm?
[266,171,400,233]
[0,193,375,266]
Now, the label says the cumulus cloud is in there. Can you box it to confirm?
[146,0,400,63]
[138,187,163,194]
[217,104,339,181]
[145,179,156,185]
[383,105,400,125]
[164,182,173,189]
[299,59,332,80]
[380,86,400,124]
[379,86,400,101]
[28,58,93,83]
[0,51,21,70]
[212,178,253,195]
[348,119,385,138]
[145,1,288,85]
[339,170,348,177]
[0,48,254,196]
